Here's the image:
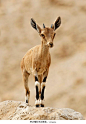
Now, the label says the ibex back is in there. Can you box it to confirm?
[21,17,61,107]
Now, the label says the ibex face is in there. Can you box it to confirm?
[40,27,55,48]
[31,17,61,48]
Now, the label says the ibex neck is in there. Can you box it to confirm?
[40,41,49,57]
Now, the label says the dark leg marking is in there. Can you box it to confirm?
[43,76,47,82]
[41,86,45,100]
[36,86,39,100]
[35,76,38,81]
[35,85,39,107]
[41,85,45,107]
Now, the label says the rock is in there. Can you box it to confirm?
[0,101,84,120]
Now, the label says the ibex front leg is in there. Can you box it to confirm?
[34,73,40,107]
[40,70,48,107]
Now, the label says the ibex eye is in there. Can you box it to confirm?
[41,34,45,38]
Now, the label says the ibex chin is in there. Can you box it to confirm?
[21,17,61,107]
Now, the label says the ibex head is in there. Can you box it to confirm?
[31,17,61,48]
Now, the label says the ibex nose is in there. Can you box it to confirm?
[49,42,53,47]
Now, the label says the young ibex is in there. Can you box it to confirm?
[21,17,61,107]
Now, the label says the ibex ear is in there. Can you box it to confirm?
[51,17,61,31]
[31,18,41,33]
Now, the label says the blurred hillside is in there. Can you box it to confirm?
[0,0,86,118]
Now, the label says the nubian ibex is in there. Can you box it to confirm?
[21,17,61,107]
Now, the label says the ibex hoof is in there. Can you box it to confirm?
[26,100,28,103]
[36,104,39,107]
[40,104,44,107]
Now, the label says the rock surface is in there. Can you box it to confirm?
[0,101,84,120]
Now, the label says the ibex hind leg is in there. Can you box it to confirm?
[23,70,30,104]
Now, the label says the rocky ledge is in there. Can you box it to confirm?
[0,100,84,120]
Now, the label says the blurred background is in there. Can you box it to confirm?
[0,0,86,118]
